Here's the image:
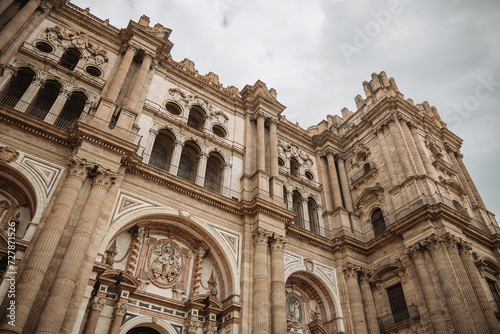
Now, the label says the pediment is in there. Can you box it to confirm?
[354,184,384,208]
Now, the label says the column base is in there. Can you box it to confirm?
[0,324,23,334]
[115,106,138,131]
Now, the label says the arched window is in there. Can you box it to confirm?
[308,198,319,234]
[27,80,61,120]
[55,91,87,130]
[177,141,200,182]
[187,106,205,132]
[59,48,81,71]
[278,157,285,167]
[292,190,303,227]
[204,152,224,193]
[290,157,299,177]
[283,186,289,208]
[127,327,161,334]
[149,130,175,171]
[364,162,371,174]
[1,67,35,108]
[371,208,386,237]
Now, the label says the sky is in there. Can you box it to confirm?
[71,0,500,218]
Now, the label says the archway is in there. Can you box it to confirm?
[127,327,161,334]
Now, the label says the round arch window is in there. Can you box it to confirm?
[35,42,53,53]
[165,102,182,116]
[212,124,227,138]
[85,66,102,77]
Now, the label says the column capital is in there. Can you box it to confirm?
[0,146,19,164]
[204,325,217,334]
[174,140,185,148]
[149,127,159,136]
[91,167,118,190]
[67,155,91,179]
[195,247,206,259]
[253,227,271,246]
[90,296,106,311]
[458,242,473,258]
[3,64,16,76]
[123,42,138,53]
[270,233,287,251]
[405,242,426,260]
[343,262,361,280]
[358,268,372,283]
[133,227,146,238]
[254,111,267,120]
[442,233,461,252]
[422,234,445,254]
[198,152,209,159]
[186,319,199,332]
[113,302,128,316]
[268,117,278,125]
[32,77,44,87]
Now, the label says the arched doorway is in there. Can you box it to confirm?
[127,326,161,334]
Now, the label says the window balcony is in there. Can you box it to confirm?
[378,304,420,333]
[278,165,322,188]
[432,155,456,173]
[350,162,377,185]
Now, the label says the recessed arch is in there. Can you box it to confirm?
[59,47,81,70]
[55,91,87,130]
[149,129,176,171]
[27,79,62,120]
[119,316,178,334]
[102,208,240,298]
[177,141,200,182]
[1,67,35,108]
[187,105,206,132]
[204,151,224,193]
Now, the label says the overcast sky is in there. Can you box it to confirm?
[71,0,500,218]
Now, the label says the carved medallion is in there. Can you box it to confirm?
[148,240,184,288]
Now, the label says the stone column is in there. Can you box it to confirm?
[191,248,205,295]
[358,270,379,334]
[302,197,310,230]
[270,235,287,334]
[222,162,231,196]
[400,120,425,175]
[169,140,184,175]
[409,124,439,180]
[0,65,15,92]
[456,153,486,209]
[343,263,368,334]
[108,302,127,334]
[195,152,208,186]
[36,167,117,334]
[425,235,470,334]
[143,128,159,164]
[45,89,70,124]
[406,244,448,334]
[375,126,399,187]
[443,235,489,333]
[0,156,89,333]
[337,155,353,211]
[253,227,271,334]
[256,113,266,171]
[460,244,500,333]
[269,118,279,177]
[125,227,145,275]
[0,0,40,52]
[106,44,136,103]
[15,77,42,112]
[83,297,106,334]
[448,150,478,208]
[326,152,343,209]
[123,53,153,111]
[0,0,14,18]
[387,116,412,179]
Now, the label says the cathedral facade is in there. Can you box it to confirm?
[0,1,499,334]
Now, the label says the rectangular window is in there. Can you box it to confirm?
[387,283,409,323]
[487,279,500,311]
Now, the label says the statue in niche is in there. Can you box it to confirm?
[207,270,218,297]
[287,297,302,324]
[148,240,184,288]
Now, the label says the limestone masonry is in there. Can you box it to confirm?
[0,1,499,334]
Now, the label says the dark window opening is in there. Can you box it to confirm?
[27,80,61,120]
[59,48,81,71]
[387,283,409,323]
[149,130,175,171]
[305,171,314,180]
[165,102,182,116]
[187,106,205,131]
[308,197,319,234]
[204,152,224,193]
[371,208,386,237]
[488,279,500,312]
[292,191,303,227]
[35,41,53,53]
[55,91,87,130]
[1,67,35,107]
[290,157,299,177]
[212,124,227,138]
[177,142,200,182]
[85,66,102,77]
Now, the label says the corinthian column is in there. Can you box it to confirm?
[406,244,448,333]
[0,0,40,52]
[443,235,489,333]
[106,44,136,103]
[459,244,500,333]
[83,297,106,334]
[358,270,379,334]
[36,168,117,334]
[400,120,425,175]
[270,234,287,334]
[409,124,438,180]
[425,235,470,334]
[124,53,153,111]
[253,227,271,334]
[337,155,353,211]
[343,263,368,334]
[375,126,398,187]
[269,118,279,177]
[387,116,412,179]
[0,156,89,333]
[108,302,127,334]
[456,153,486,209]
[125,227,145,275]
[448,149,478,208]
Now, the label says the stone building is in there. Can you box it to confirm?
[0,1,499,334]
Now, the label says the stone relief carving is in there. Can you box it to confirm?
[148,240,184,288]
[277,139,314,168]
[0,146,19,163]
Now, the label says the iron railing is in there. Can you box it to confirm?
[350,162,376,184]
[432,155,455,172]
[278,165,322,188]
[378,304,419,331]
[0,92,142,145]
